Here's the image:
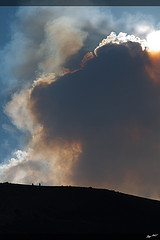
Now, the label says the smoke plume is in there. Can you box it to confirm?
[2,7,160,199]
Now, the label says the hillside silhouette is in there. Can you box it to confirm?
[0,183,160,239]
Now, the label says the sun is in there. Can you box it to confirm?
[147,30,160,52]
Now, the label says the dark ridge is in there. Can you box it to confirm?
[0,183,159,240]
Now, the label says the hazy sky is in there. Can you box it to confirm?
[1,5,160,199]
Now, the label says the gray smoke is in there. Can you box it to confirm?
[1,7,160,199]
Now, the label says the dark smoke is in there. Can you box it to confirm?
[30,41,160,198]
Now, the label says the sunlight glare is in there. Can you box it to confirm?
[147,30,160,52]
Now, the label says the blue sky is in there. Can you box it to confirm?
[1,6,160,199]
[0,6,22,162]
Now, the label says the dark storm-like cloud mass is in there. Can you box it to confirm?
[30,41,160,196]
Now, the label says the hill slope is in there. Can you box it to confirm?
[0,183,159,238]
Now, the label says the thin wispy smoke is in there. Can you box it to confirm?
[0,7,117,92]
[0,7,155,92]
[116,11,155,38]
[2,7,160,199]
